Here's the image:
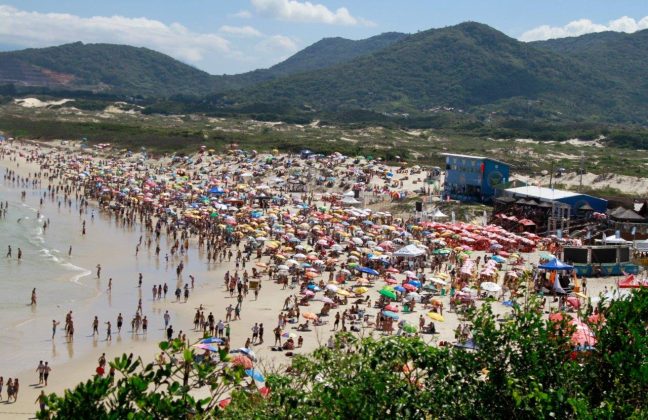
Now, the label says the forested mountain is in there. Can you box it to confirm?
[2,23,648,122]
[0,42,215,96]
[533,29,648,93]
[220,22,627,119]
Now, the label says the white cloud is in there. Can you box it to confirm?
[251,0,374,26]
[0,5,229,63]
[256,34,298,52]
[521,15,648,41]
[219,25,263,37]
[231,10,252,19]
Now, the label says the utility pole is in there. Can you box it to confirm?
[579,151,584,192]
[549,161,554,189]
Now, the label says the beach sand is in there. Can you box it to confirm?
[0,141,622,418]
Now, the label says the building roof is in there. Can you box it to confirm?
[505,186,580,201]
[441,153,509,166]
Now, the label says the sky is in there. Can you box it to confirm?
[0,1,647,75]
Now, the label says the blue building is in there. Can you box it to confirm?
[504,186,607,214]
[442,153,510,202]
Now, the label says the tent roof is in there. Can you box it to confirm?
[611,208,645,221]
[394,244,426,258]
[539,258,573,271]
[506,186,579,200]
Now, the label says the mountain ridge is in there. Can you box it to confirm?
[1,23,647,122]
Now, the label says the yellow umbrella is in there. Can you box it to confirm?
[354,287,369,294]
[427,312,444,322]
[336,289,352,297]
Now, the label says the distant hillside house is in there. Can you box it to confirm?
[442,153,509,203]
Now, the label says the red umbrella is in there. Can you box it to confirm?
[384,304,399,312]
[403,283,418,292]
[549,312,567,322]
[231,355,254,369]
[588,313,605,324]
[571,330,596,346]
[566,296,581,309]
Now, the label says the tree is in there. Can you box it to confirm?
[40,290,648,419]
[38,339,257,419]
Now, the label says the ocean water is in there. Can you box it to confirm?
[0,160,217,374]
[0,177,96,365]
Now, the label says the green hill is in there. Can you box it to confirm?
[532,29,648,93]
[0,42,215,97]
[220,22,633,120]
[215,32,407,91]
[0,34,406,97]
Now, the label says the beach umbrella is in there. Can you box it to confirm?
[326,284,338,292]
[219,398,232,409]
[480,282,501,293]
[402,323,418,334]
[336,289,352,297]
[408,280,421,288]
[406,292,421,302]
[357,266,380,276]
[245,369,265,382]
[394,285,406,293]
[304,290,315,297]
[430,277,447,285]
[384,304,399,312]
[303,312,318,320]
[382,310,399,320]
[319,297,335,304]
[200,337,224,345]
[427,312,444,322]
[231,355,254,369]
[379,288,398,300]
[354,287,369,294]
[566,296,581,309]
[233,347,257,362]
[402,283,418,292]
[194,343,219,352]
[385,277,398,285]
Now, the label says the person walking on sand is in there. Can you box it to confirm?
[163,310,171,328]
[108,278,112,291]
[36,390,47,412]
[17,247,22,260]
[96,264,101,279]
[92,316,99,336]
[43,362,51,386]
[36,360,45,385]
[31,288,37,305]
[6,245,11,258]
[51,320,60,340]
[105,321,112,341]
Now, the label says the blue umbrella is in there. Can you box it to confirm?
[307,284,321,292]
[394,285,406,293]
[245,369,265,382]
[491,255,506,263]
[382,310,399,320]
[408,280,421,288]
[502,300,516,307]
[200,337,224,345]
[357,266,380,276]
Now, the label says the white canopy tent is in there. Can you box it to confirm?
[393,244,426,258]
